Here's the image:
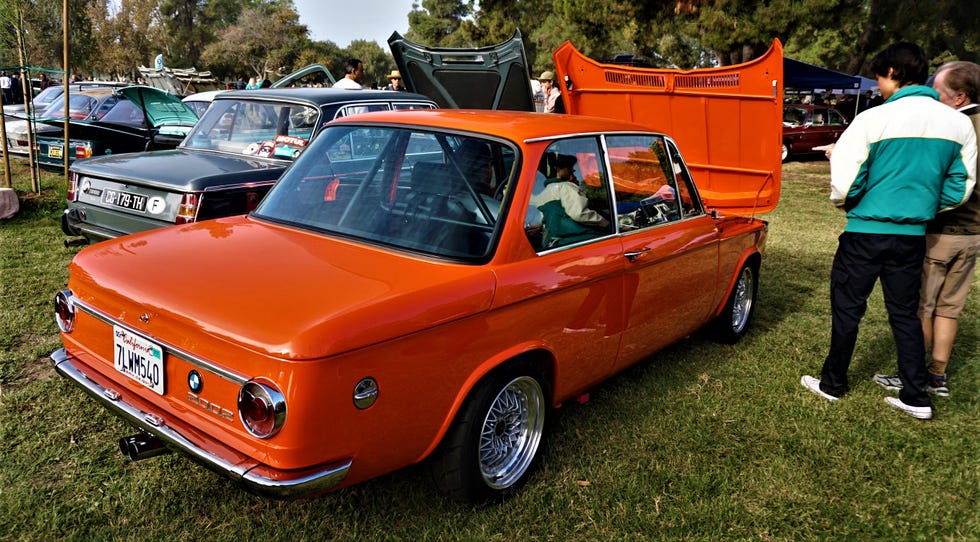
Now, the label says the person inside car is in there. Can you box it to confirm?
[531,153,610,247]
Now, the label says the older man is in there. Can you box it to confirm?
[874,61,980,399]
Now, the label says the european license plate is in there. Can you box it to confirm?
[102,188,148,212]
[113,326,165,395]
[48,145,63,158]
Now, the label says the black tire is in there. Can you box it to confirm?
[712,262,758,344]
[428,363,548,502]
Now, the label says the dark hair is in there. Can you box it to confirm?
[935,61,980,104]
[870,42,928,86]
[344,58,363,75]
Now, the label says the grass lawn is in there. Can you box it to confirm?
[0,158,977,541]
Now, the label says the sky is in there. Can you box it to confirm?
[292,0,418,48]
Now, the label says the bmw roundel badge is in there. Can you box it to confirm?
[188,370,203,393]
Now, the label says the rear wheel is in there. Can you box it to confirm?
[712,262,758,344]
[429,363,547,502]
[781,142,790,162]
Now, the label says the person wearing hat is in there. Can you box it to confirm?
[531,153,610,247]
[385,70,403,91]
[538,70,564,113]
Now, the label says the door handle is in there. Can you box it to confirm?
[624,248,651,262]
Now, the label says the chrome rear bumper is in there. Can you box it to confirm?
[50,348,351,499]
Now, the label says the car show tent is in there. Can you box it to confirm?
[784,58,861,92]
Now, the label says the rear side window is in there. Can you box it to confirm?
[98,98,146,126]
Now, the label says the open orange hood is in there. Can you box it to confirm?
[553,40,784,215]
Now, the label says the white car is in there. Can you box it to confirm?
[181,90,226,117]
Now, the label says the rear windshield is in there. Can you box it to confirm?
[254,124,517,260]
[182,98,321,160]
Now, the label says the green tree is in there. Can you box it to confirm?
[87,0,164,80]
[201,0,308,82]
[158,0,256,68]
[405,0,473,47]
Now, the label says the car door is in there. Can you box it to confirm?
[507,136,625,394]
[604,134,720,369]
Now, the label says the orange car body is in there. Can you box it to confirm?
[53,73,779,498]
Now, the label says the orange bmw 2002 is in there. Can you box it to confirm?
[51,105,780,501]
[51,42,782,501]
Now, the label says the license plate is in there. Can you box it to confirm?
[113,326,165,395]
[102,188,148,212]
[48,145,63,158]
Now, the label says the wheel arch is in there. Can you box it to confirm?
[710,249,761,321]
[415,345,556,463]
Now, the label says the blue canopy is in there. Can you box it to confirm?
[785,58,860,91]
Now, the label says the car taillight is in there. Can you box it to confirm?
[67,172,79,202]
[54,290,75,333]
[75,145,92,159]
[175,193,199,224]
[238,380,286,438]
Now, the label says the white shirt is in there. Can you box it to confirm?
[332,77,362,90]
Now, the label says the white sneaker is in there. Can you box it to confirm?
[800,375,839,402]
[884,396,932,420]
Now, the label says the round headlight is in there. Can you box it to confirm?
[238,380,286,438]
[55,290,75,333]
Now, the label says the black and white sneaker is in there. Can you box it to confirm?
[873,373,902,391]
[928,374,949,397]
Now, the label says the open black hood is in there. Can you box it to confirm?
[388,31,534,111]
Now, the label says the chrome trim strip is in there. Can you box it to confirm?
[50,348,351,499]
[71,295,248,386]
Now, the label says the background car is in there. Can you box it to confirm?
[781,103,848,162]
[51,110,772,502]
[61,88,436,245]
[33,86,199,170]
[181,89,226,117]
[4,89,113,156]
[2,80,128,121]
[3,82,130,153]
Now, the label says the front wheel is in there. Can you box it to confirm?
[781,142,790,162]
[712,262,758,344]
[429,364,547,502]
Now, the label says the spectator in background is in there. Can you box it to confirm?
[333,58,364,90]
[873,60,980,399]
[538,70,564,113]
[1,71,12,104]
[234,76,246,90]
[384,70,403,91]
[800,42,976,420]
[245,77,258,90]
[10,72,22,104]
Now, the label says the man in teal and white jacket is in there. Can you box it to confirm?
[801,42,977,420]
